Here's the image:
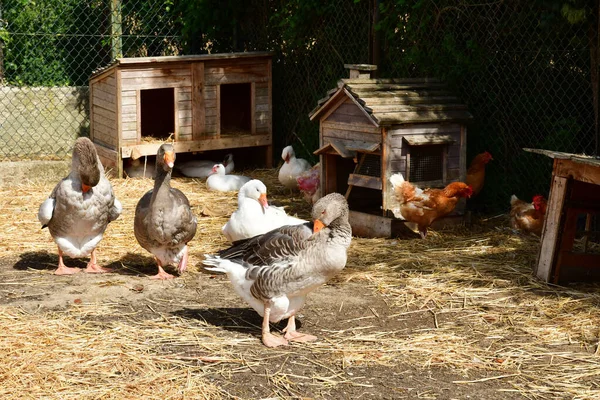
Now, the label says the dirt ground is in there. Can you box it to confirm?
[0,163,598,399]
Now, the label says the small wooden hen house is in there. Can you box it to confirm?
[89,51,273,176]
[309,65,472,237]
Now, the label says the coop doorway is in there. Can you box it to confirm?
[220,83,252,135]
[140,88,175,140]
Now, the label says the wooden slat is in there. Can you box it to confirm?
[341,77,441,85]
[373,110,473,125]
[536,174,569,282]
[93,87,116,104]
[93,97,116,112]
[205,72,269,85]
[348,174,382,190]
[554,158,600,184]
[322,121,380,135]
[192,62,205,140]
[120,67,189,79]
[402,134,455,146]
[349,89,453,98]
[358,96,460,105]
[251,81,256,134]
[92,105,116,121]
[121,134,272,158]
[121,75,192,90]
[364,103,468,113]
[346,83,447,91]
[349,210,391,238]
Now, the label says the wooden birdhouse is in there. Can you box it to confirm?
[309,64,472,237]
[88,51,273,176]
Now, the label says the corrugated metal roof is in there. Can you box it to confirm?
[309,77,472,126]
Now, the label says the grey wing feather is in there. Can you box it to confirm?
[218,222,313,266]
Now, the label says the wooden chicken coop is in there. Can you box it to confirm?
[309,64,472,237]
[88,51,273,176]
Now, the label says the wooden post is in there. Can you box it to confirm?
[191,62,205,140]
[535,174,569,282]
[110,0,123,60]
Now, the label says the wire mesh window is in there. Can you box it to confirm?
[408,145,444,183]
[356,153,381,177]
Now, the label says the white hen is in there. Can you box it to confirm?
[278,145,311,190]
[222,179,307,242]
[206,164,250,192]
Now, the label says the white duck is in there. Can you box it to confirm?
[177,153,234,178]
[278,145,312,190]
[38,137,122,275]
[204,193,352,347]
[222,179,307,242]
[134,144,198,280]
[206,164,250,192]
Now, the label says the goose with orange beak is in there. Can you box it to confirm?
[204,192,352,347]
[134,144,198,280]
[38,137,122,275]
[221,179,307,242]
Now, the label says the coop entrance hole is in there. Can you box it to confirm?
[140,88,175,140]
[220,83,252,135]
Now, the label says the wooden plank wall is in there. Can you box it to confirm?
[384,123,465,216]
[321,99,381,196]
[203,58,271,137]
[91,70,118,149]
[119,65,192,145]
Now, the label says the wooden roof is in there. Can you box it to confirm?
[523,148,600,168]
[309,77,472,127]
[90,51,273,80]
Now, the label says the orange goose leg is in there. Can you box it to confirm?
[54,248,80,275]
[85,249,110,273]
[150,258,175,280]
[261,302,288,348]
[282,315,317,342]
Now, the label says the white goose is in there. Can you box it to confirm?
[204,193,352,347]
[278,145,312,190]
[222,179,307,242]
[178,153,234,178]
[206,164,250,192]
[38,137,122,275]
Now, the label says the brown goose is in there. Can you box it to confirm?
[134,144,197,279]
[204,192,352,347]
[38,137,122,275]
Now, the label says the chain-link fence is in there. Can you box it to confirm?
[0,0,597,212]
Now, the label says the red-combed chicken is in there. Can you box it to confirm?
[509,194,548,236]
[296,163,321,204]
[389,173,473,239]
[466,151,493,196]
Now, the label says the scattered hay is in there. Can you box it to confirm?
[0,167,599,399]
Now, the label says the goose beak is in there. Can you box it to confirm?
[258,193,269,211]
[284,155,290,163]
[81,183,92,193]
[164,151,175,169]
[313,219,325,233]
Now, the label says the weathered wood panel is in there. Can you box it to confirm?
[120,67,190,79]
[93,97,116,112]
[323,126,381,143]
[326,101,374,126]
[204,62,269,85]
[121,134,272,158]
[121,75,192,91]
[536,174,569,282]
[192,62,205,140]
